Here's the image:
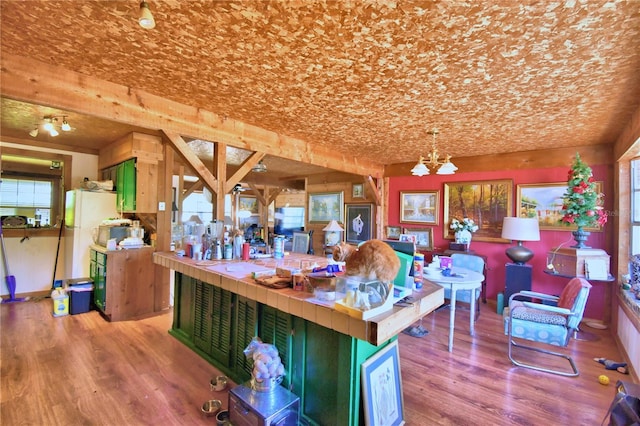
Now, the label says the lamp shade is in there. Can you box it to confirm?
[323,220,344,232]
[502,217,540,264]
[323,220,344,246]
[501,217,540,241]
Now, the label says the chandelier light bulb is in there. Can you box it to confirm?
[49,128,59,137]
[61,118,71,131]
[43,120,54,132]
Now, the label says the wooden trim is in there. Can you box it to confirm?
[1,53,383,178]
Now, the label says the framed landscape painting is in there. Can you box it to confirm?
[400,191,439,225]
[309,192,344,223]
[516,182,604,231]
[444,180,512,242]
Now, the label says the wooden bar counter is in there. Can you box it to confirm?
[154,251,443,426]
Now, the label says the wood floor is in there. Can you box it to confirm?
[0,298,632,425]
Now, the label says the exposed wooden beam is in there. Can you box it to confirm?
[183,180,203,199]
[247,182,267,206]
[225,152,265,194]
[384,144,614,176]
[1,53,384,178]
[161,130,218,194]
[366,176,381,206]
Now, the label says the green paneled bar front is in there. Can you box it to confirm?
[154,252,443,425]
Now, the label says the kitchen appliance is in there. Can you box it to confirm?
[97,225,129,247]
[229,383,299,426]
[64,190,119,278]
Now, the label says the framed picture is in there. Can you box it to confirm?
[353,183,365,199]
[399,234,416,244]
[400,191,439,225]
[517,182,604,231]
[444,179,513,242]
[361,340,405,426]
[309,191,344,223]
[238,196,259,215]
[402,227,434,250]
[385,226,402,240]
[345,204,373,244]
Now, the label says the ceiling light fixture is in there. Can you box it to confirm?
[61,117,71,131]
[251,160,267,173]
[139,1,156,29]
[411,128,458,176]
[29,115,72,138]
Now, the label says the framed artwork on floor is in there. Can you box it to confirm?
[361,340,405,426]
[444,179,512,242]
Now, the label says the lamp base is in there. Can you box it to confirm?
[505,244,534,265]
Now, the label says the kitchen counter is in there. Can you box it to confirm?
[153,251,444,346]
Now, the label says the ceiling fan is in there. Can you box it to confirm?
[232,184,250,193]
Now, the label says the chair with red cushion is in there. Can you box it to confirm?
[503,277,592,376]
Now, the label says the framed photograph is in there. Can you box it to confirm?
[400,191,439,225]
[345,204,373,244]
[398,234,416,244]
[361,340,405,426]
[353,183,365,199]
[402,227,434,250]
[517,182,604,231]
[309,192,344,223]
[385,226,402,240]
[444,180,513,242]
[238,196,259,215]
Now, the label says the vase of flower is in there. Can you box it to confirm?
[455,229,472,245]
[450,217,478,248]
[571,227,591,249]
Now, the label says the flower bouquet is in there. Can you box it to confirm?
[450,217,478,244]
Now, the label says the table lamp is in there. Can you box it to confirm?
[322,219,344,246]
[501,217,540,264]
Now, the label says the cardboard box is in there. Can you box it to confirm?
[549,247,610,278]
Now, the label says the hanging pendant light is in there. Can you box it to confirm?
[139,1,156,29]
[410,128,458,176]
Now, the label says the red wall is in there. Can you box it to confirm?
[388,163,614,320]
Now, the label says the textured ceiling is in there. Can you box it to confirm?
[1,0,640,171]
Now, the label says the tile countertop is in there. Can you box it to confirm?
[153,251,444,346]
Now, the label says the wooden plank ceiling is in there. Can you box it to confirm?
[1,1,639,179]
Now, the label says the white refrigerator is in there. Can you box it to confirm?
[64,190,119,279]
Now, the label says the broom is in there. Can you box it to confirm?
[1,221,25,303]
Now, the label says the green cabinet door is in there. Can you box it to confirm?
[91,250,107,312]
[172,273,195,342]
[259,305,292,387]
[116,158,136,212]
[232,295,258,383]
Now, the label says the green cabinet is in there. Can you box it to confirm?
[116,158,136,212]
[90,249,107,311]
[171,274,258,383]
[170,271,391,426]
[101,158,136,212]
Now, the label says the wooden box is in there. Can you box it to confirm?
[449,242,469,251]
[548,247,610,278]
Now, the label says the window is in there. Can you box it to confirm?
[0,147,70,234]
[631,158,640,254]
[0,178,54,226]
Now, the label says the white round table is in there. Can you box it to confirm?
[424,267,485,352]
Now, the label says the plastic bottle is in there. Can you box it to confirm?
[414,253,424,289]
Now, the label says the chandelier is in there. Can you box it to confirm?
[410,129,458,176]
[29,115,72,138]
